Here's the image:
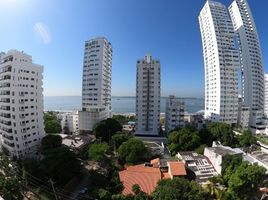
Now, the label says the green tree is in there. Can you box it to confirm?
[228,162,266,199]
[98,188,112,200]
[0,153,23,200]
[132,184,141,195]
[221,154,243,183]
[198,128,214,146]
[44,112,62,133]
[0,175,23,200]
[118,138,149,164]
[40,146,81,185]
[111,132,132,150]
[41,134,62,151]
[152,178,208,200]
[167,127,201,156]
[88,142,110,162]
[207,122,237,146]
[94,118,122,142]
[238,129,257,147]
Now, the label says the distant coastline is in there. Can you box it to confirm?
[44,96,204,114]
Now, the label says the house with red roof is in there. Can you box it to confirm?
[119,159,186,195]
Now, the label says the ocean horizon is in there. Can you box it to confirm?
[44,96,204,114]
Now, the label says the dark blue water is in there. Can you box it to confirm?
[44,96,204,114]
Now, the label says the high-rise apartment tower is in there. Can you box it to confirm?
[199,1,239,125]
[229,0,264,126]
[136,54,160,135]
[0,50,45,158]
[79,37,113,132]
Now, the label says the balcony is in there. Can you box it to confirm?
[3,141,15,148]
[0,113,11,119]
[3,134,14,141]
[0,66,12,74]
[0,91,10,96]
[0,83,10,88]
[0,98,10,103]
[0,75,11,81]
[0,126,12,133]
[0,120,11,126]
[0,106,10,111]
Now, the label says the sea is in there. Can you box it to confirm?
[44,96,204,114]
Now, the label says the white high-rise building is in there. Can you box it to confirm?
[61,111,79,135]
[229,0,264,127]
[165,95,185,133]
[136,54,160,135]
[0,50,45,158]
[78,37,112,133]
[199,1,239,126]
[264,73,268,118]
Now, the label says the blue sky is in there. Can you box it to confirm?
[0,0,267,97]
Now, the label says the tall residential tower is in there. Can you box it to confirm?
[199,1,239,125]
[229,0,264,127]
[79,37,113,133]
[136,54,160,135]
[0,50,45,158]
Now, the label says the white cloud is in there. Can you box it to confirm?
[33,22,51,44]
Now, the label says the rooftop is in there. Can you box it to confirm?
[59,134,95,150]
[205,146,242,156]
[119,165,161,195]
[178,151,218,184]
[168,161,187,176]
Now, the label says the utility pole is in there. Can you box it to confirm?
[49,178,58,200]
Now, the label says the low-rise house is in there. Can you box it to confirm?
[119,159,186,195]
[59,134,95,153]
[177,151,218,184]
[204,144,243,174]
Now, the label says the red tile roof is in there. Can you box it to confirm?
[168,161,187,176]
[119,165,161,195]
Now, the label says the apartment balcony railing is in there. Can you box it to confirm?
[0,113,11,118]
[0,126,12,133]
[3,134,13,141]
[3,141,15,148]
[0,83,10,88]
[0,75,11,81]
[0,66,12,74]
[0,91,10,96]
[0,98,10,103]
[0,106,10,111]
[0,120,11,126]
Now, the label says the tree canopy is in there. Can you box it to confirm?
[88,142,110,162]
[94,118,122,142]
[209,154,266,200]
[118,138,149,164]
[206,122,237,147]
[227,162,266,199]
[44,112,62,133]
[40,146,82,185]
[167,127,201,156]
[237,129,257,147]
[41,134,62,151]
[152,178,208,200]
[111,132,132,150]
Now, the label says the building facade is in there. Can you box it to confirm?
[265,74,268,118]
[61,111,79,135]
[237,96,250,129]
[136,54,160,135]
[165,95,184,133]
[199,0,239,126]
[79,37,112,132]
[229,0,264,127]
[0,50,45,158]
